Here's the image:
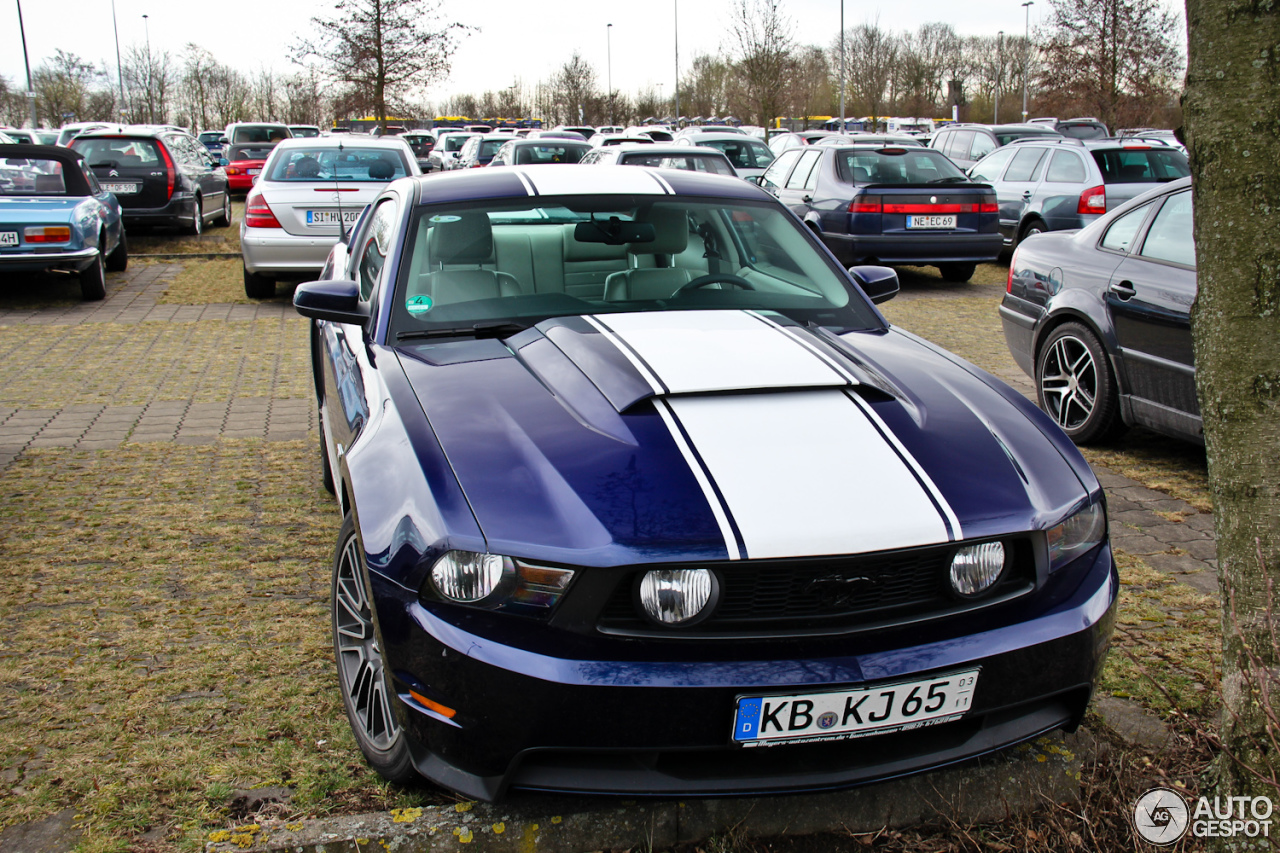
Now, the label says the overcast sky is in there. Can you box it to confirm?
[3,0,1183,118]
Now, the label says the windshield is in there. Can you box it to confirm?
[994,130,1062,146]
[514,144,590,164]
[388,195,880,338]
[698,139,775,169]
[267,147,408,181]
[1059,124,1108,140]
[0,157,67,195]
[836,149,968,184]
[443,135,472,152]
[233,126,290,144]
[1092,148,1190,183]
[619,153,735,175]
[290,127,321,138]
[479,140,506,158]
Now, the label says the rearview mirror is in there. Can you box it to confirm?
[294,279,369,325]
[849,265,899,305]
[574,218,656,245]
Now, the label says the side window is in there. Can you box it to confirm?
[930,130,950,152]
[968,132,996,161]
[946,130,975,160]
[785,150,821,189]
[1004,147,1048,182]
[968,147,1015,183]
[81,162,102,194]
[357,200,399,300]
[1045,150,1087,183]
[1138,191,1195,267]
[760,149,801,190]
[1100,202,1154,253]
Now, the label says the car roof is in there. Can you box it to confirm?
[614,144,733,156]
[682,132,766,141]
[273,136,409,150]
[411,163,767,206]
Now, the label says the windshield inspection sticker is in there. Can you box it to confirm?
[406,295,433,315]
[429,215,461,223]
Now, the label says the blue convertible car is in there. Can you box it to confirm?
[295,165,1117,801]
[0,144,127,300]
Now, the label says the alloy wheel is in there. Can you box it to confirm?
[334,535,399,749]
[1039,334,1097,431]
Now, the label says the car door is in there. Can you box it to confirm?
[321,198,399,464]
[997,146,1049,242]
[181,134,221,215]
[1103,189,1198,422]
[776,148,822,217]
[757,149,802,195]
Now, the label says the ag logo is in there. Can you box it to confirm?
[1133,787,1190,845]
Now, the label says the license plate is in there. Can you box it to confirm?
[102,182,139,194]
[0,231,17,246]
[907,215,957,229]
[306,210,361,225]
[248,168,261,176]
[732,669,979,746]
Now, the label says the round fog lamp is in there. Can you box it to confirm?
[432,551,507,603]
[949,542,1006,597]
[639,568,715,625]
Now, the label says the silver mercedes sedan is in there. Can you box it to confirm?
[241,136,419,298]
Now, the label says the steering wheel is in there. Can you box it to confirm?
[676,273,756,293]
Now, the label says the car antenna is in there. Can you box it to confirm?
[335,141,348,243]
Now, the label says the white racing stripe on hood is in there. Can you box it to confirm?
[593,310,854,395]
[664,390,953,559]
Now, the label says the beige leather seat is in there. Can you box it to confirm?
[603,207,697,301]
[418,212,521,305]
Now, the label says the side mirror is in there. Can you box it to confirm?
[294,279,369,325]
[849,265,899,305]
[218,137,229,145]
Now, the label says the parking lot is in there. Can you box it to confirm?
[0,220,1220,851]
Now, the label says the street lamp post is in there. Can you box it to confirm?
[673,0,680,127]
[15,0,37,128]
[111,0,127,119]
[607,23,613,125]
[995,31,1002,124]
[838,0,845,132]
[1021,1,1033,122]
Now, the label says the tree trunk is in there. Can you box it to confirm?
[1183,0,1280,826]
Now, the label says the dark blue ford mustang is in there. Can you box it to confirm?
[295,165,1117,801]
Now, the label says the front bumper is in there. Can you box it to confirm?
[0,245,98,273]
[241,228,335,276]
[371,543,1117,801]
[821,232,1004,266]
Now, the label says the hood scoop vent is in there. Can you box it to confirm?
[540,310,860,413]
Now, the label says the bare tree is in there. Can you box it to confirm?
[1038,0,1184,127]
[251,68,280,121]
[725,0,795,127]
[833,21,897,124]
[681,55,732,120]
[549,52,598,125]
[283,70,328,126]
[293,0,470,131]
[789,46,833,124]
[1182,0,1280,831]
[33,50,115,125]
[123,43,175,124]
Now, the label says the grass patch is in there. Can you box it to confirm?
[1101,550,1221,721]
[130,202,244,257]
[158,259,296,306]
[880,294,1020,377]
[0,441,451,852]
[1081,435,1211,513]
[893,261,1010,290]
[0,320,313,407]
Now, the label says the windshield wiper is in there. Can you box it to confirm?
[927,176,970,184]
[396,321,530,342]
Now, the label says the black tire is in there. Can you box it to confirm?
[188,195,203,236]
[105,228,128,272]
[1019,220,1047,245]
[332,514,418,784]
[80,245,106,300]
[213,193,231,228]
[243,264,275,299]
[938,263,976,283]
[319,419,336,495]
[1036,322,1127,444]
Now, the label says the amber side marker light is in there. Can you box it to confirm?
[409,690,457,719]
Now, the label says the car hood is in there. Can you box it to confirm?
[394,310,1094,567]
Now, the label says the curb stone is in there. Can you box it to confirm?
[205,731,1085,852]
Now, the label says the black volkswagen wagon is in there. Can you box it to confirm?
[71,127,231,235]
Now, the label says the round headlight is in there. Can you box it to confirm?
[638,568,716,626]
[431,551,508,603]
[949,542,1006,597]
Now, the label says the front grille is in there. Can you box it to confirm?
[598,538,1035,638]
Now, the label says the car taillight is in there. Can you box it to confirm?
[980,194,998,213]
[158,142,176,200]
[244,192,281,228]
[225,167,241,175]
[470,162,484,168]
[1007,250,1018,293]
[849,195,881,213]
[24,226,71,243]
[1077,185,1106,214]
